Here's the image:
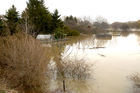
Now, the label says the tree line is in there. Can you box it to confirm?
[1,0,140,39]
[111,21,140,31]
[0,0,80,39]
[64,15,140,34]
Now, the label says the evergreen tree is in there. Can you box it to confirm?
[26,0,52,38]
[0,18,4,31]
[5,5,19,35]
[0,17,5,36]
[51,9,64,34]
[64,15,77,25]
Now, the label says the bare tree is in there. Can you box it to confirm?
[20,10,37,38]
[93,16,109,32]
[95,16,107,24]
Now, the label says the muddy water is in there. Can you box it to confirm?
[63,33,140,93]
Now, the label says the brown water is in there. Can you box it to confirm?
[62,33,140,93]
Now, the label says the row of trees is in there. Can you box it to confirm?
[64,16,93,34]
[1,0,140,38]
[0,0,64,38]
[111,21,140,31]
[64,16,109,34]
[64,15,140,33]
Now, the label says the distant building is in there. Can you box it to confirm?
[37,34,52,40]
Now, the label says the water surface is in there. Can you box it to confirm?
[63,33,140,93]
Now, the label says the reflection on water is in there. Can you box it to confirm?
[49,32,140,93]
[49,79,94,93]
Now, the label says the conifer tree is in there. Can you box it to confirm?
[0,18,5,36]
[5,5,19,35]
[0,18,4,31]
[26,0,52,38]
[51,9,64,34]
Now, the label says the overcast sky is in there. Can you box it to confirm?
[0,0,140,23]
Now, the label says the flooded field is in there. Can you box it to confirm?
[51,32,140,93]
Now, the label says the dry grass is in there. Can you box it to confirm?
[0,33,51,93]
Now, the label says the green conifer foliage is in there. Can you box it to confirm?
[5,5,19,35]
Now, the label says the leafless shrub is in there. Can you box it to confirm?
[129,73,140,88]
[128,73,140,93]
[0,33,51,93]
[50,51,93,92]
[45,36,94,93]
[59,58,92,80]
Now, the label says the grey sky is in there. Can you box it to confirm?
[0,0,140,23]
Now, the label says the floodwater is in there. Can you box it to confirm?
[61,32,140,93]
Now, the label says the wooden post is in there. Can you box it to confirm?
[63,79,66,93]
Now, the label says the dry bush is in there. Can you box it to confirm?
[0,33,50,93]
[129,73,140,88]
[49,52,93,92]
[56,58,92,80]
[43,37,93,92]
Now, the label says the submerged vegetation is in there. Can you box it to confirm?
[0,33,93,93]
[129,73,140,87]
